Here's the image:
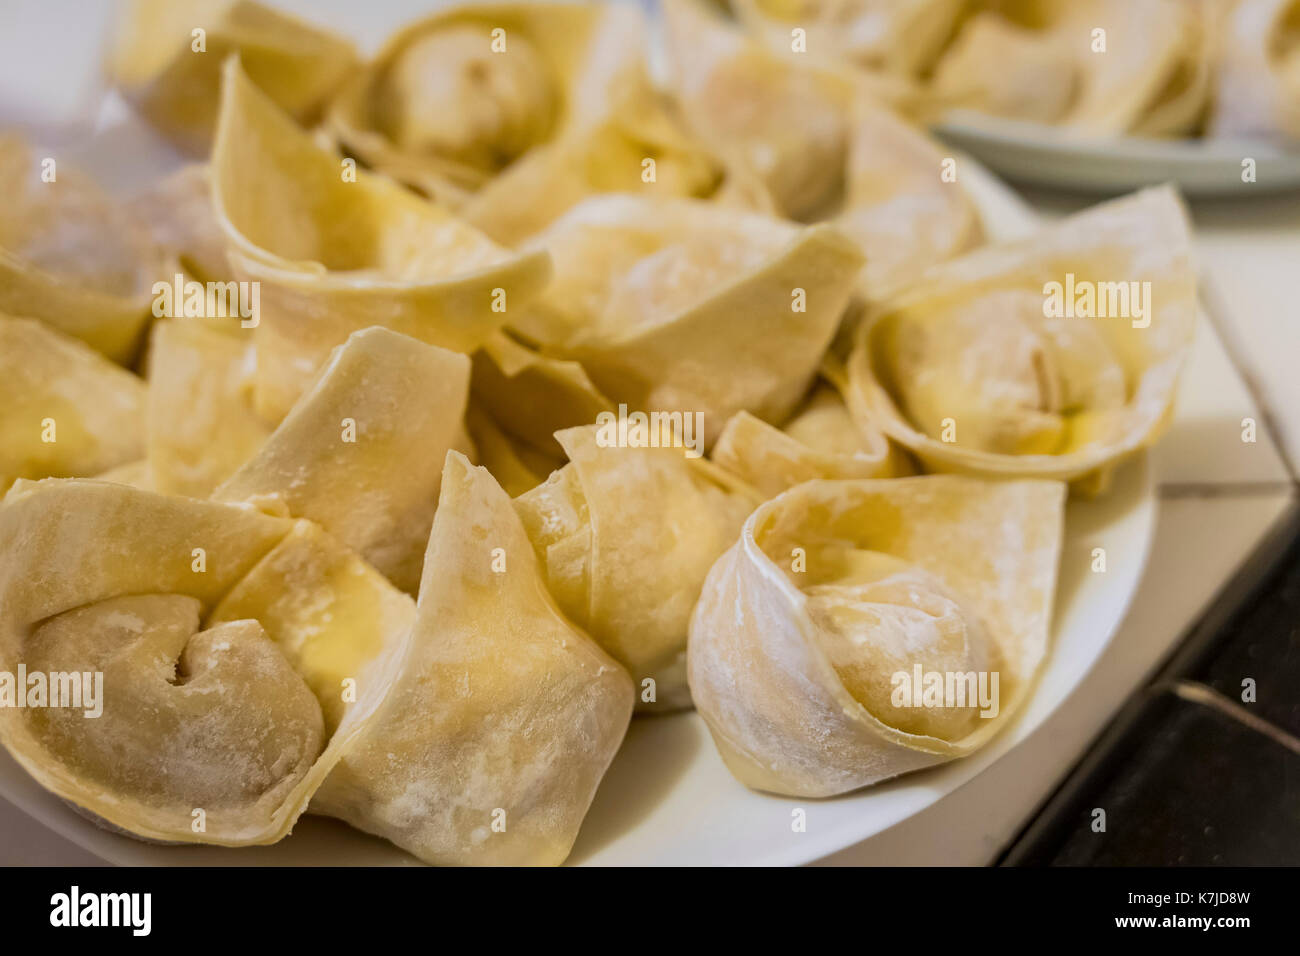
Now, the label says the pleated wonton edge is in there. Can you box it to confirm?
[0,479,411,846]
[688,474,1065,798]
[845,185,1196,487]
[209,56,552,420]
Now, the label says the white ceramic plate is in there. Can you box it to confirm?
[0,152,1157,864]
[935,110,1300,197]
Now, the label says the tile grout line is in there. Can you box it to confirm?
[1166,679,1300,757]
[1158,481,1297,498]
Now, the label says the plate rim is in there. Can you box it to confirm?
[933,110,1300,196]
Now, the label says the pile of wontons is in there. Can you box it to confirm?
[730,0,1300,142]
[0,0,1195,865]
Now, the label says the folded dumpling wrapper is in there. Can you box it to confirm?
[307,452,633,865]
[324,1,645,205]
[110,0,358,154]
[662,0,979,292]
[146,320,270,498]
[0,316,146,492]
[215,327,470,594]
[95,459,156,491]
[471,330,612,458]
[127,165,235,286]
[933,1,1213,137]
[515,425,756,711]
[1210,0,1300,142]
[663,0,854,220]
[1059,0,1212,137]
[465,403,562,497]
[206,520,414,743]
[930,13,1079,125]
[846,186,1196,490]
[461,81,775,247]
[0,479,408,845]
[730,0,967,79]
[712,380,910,499]
[689,474,1065,797]
[211,57,552,420]
[0,136,159,363]
[515,195,865,447]
[836,97,983,296]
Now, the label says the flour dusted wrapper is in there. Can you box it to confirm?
[931,13,1078,124]
[146,321,269,498]
[0,480,407,845]
[0,137,158,363]
[515,195,864,448]
[111,0,357,154]
[730,0,967,79]
[846,186,1195,491]
[662,0,978,292]
[689,474,1064,797]
[211,57,551,420]
[470,330,612,458]
[127,165,234,286]
[313,452,633,865]
[462,83,768,246]
[712,381,909,499]
[0,316,146,492]
[663,0,853,220]
[516,425,755,711]
[215,327,471,594]
[325,1,645,205]
[206,522,417,752]
[1210,0,1300,142]
[836,97,982,296]
[933,1,1213,137]
[1064,0,1211,137]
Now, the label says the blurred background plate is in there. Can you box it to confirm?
[935,110,1300,196]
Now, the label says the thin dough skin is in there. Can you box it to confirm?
[127,165,236,287]
[325,1,646,206]
[146,320,269,498]
[470,330,613,460]
[215,327,472,595]
[314,452,634,866]
[0,316,146,493]
[515,426,755,712]
[0,137,159,363]
[0,2,1209,866]
[514,195,865,448]
[688,474,1064,797]
[1211,0,1300,142]
[110,0,358,155]
[731,0,967,79]
[661,0,979,293]
[846,185,1195,491]
[460,82,773,247]
[712,381,911,498]
[0,340,624,862]
[210,57,552,421]
[0,480,405,845]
